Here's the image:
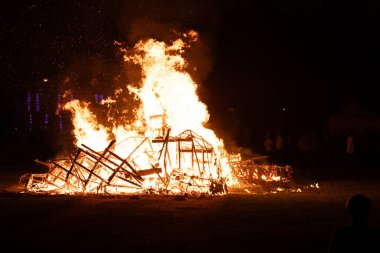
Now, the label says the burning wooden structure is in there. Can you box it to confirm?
[19,32,294,195]
[20,131,293,195]
[21,129,228,195]
[228,154,293,186]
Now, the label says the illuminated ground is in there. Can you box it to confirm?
[0,167,379,253]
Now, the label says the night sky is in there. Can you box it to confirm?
[1,0,380,158]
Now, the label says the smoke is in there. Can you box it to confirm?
[57,0,227,145]
[121,18,214,86]
[115,0,226,84]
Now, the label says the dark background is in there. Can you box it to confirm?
[1,0,380,166]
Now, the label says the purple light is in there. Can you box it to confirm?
[59,115,63,131]
[95,93,105,104]
[29,114,33,132]
[44,114,49,125]
[27,93,31,112]
[57,93,62,113]
[36,93,40,112]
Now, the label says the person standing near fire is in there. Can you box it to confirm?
[346,130,355,155]
[274,130,284,164]
[264,130,274,161]
[328,194,379,253]
[345,130,356,167]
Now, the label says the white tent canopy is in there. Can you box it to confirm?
[329,99,380,135]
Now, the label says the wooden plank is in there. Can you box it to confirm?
[179,149,213,153]
[83,140,116,187]
[163,138,170,180]
[152,137,192,143]
[81,145,141,183]
[79,148,119,173]
[79,148,142,186]
[114,175,142,187]
[191,137,202,176]
[126,137,148,159]
[158,128,170,161]
[178,139,181,170]
[107,158,142,185]
[66,149,81,181]
[108,150,144,181]
[51,161,76,179]
[136,167,162,176]
[73,161,108,184]
[147,162,165,185]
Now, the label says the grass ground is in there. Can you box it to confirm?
[0,165,379,253]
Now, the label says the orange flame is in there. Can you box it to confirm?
[64,100,110,151]
[22,31,297,195]
[60,31,233,193]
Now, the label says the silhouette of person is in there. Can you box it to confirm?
[346,131,355,155]
[264,131,274,154]
[274,130,284,164]
[328,194,379,253]
[275,130,284,151]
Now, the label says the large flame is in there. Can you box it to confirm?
[50,31,233,194]
[21,31,296,195]
[64,100,110,151]
[122,33,225,153]
[65,31,227,155]
[124,36,208,134]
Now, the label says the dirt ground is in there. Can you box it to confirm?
[1,167,380,253]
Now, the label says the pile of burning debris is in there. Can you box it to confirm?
[20,129,230,195]
[229,154,293,185]
[20,130,293,195]
[19,32,295,195]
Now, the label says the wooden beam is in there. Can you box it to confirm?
[66,149,81,181]
[83,140,116,187]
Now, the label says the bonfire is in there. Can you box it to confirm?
[20,31,292,195]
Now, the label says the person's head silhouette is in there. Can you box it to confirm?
[329,194,378,253]
[346,194,371,225]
